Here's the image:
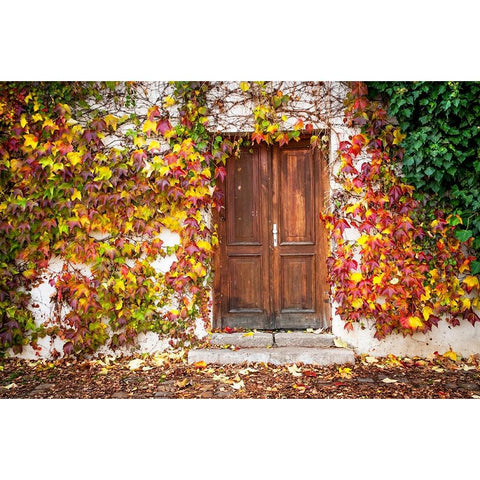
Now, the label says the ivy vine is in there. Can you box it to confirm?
[367,81,480,272]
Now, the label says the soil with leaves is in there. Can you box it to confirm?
[1,350,480,399]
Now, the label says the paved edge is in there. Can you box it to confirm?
[188,346,355,366]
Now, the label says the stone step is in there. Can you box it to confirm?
[209,332,335,348]
[188,346,355,366]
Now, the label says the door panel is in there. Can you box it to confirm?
[279,254,315,312]
[279,150,315,244]
[217,146,271,329]
[214,139,330,330]
[228,255,264,312]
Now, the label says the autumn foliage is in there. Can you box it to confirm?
[323,82,480,339]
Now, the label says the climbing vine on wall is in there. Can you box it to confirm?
[366,81,480,264]
[0,81,236,356]
[3,80,476,357]
[323,82,480,339]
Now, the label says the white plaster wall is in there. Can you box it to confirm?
[332,315,480,358]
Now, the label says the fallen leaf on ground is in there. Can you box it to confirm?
[432,366,444,373]
[193,361,207,369]
[175,378,189,388]
[303,370,317,378]
[338,366,352,378]
[287,365,303,377]
[127,359,144,371]
[242,332,254,337]
[443,350,459,362]
[293,383,309,392]
[382,377,398,383]
[231,380,245,390]
[238,367,257,375]
[334,338,349,348]
[364,356,378,364]
[3,383,18,389]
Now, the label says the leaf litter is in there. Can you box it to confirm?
[1,350,480,399]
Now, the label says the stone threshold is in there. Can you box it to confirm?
[209,331,336,348]
[187,331,355,366]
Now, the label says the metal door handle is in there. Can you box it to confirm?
[272,223,278,247]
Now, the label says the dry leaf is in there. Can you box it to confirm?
[382,377,398,383]
[127,359,144,371]
[443,350,459,362]
[287,365,303,377]
[432,366,445,373]
[365,356,378,363]
[231,380,245,390]
[193,361,207,369]
[338,366,352,378]
[3,383,18,389]
[334,338,349,348]
[175,378,189,388]
[242,331,254,337]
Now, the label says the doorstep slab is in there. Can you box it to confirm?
[188,346,354,366]
[274,332,335,347]
[210,332,274,347]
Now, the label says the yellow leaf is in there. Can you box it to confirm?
[71,189,82,202]
[103,114,118,131]
[240,81,250,92]
[20,114,27,128]
[373,274,384,285]
[194,361,207,369]
[352,298,363,309]
[393,128,406,145]
[242,331,254,337]
[196,240,212,252]
[23,134,38,149]
[422,306,433,321]
[134,135,146,147]
[142,119,157,134]
[67,151,82,166]
[408,316,423,329]
[461,297,471,310]
[148,140,161,152]
[463,276,479,290]
[350,272,363,283]
[443,350,458,362]
[357,235,369,246]
[420,287,431,302]
[163,96,175,108]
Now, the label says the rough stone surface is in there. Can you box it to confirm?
[111,391,130,399]
[188,346,355,366]
[274,332,335,347]
[209,332,274,348]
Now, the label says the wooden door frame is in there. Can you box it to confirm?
[212,135,331,330]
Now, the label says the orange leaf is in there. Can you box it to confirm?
[194,361,207,369]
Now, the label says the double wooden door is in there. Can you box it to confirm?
[214,139,330,330]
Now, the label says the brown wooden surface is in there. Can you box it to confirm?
[213,139,330,330]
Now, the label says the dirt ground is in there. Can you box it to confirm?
[2,348,480,399]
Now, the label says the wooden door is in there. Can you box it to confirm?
[214,139,330,330]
